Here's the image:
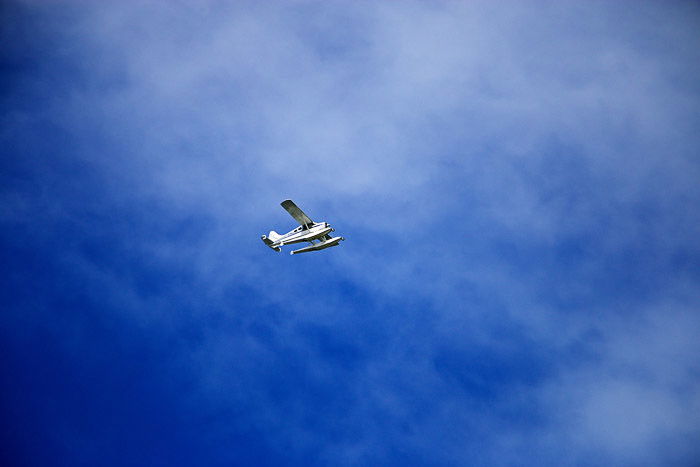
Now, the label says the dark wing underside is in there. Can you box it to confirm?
[281,200,314,227]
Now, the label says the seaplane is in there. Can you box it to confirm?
[261,200,345,255]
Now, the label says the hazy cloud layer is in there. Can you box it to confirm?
[2,1,699,465]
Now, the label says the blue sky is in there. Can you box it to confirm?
[2,1,700,465]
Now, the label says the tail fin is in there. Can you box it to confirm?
[261,231,282,252]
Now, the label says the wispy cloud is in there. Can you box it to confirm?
[2,1,699,465]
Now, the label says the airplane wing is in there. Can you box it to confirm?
[281,199,314,227]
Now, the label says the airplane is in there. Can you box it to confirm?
[261,200,345,255]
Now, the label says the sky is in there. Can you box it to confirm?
[1,1,700,465]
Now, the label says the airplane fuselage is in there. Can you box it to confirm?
[273,222,333,246]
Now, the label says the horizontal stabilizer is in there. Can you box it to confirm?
[261,235,281,252]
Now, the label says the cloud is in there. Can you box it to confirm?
[2,1,700,465]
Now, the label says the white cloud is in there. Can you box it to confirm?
[9,1,700,464]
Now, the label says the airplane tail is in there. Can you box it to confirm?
[261,231,282,251]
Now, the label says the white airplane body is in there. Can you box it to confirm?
[262,200,345,255]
